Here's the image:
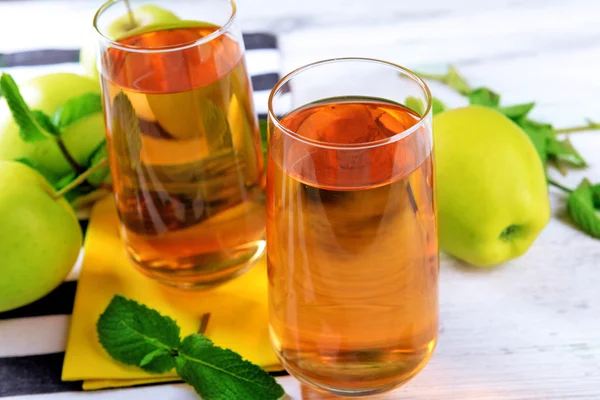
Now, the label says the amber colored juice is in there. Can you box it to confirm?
[267,99,438,395]
[100,24,265,287]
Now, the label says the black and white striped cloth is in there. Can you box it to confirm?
[0,33,283,398]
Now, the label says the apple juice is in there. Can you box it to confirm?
[267,99,439,394]
[100,23,265,288]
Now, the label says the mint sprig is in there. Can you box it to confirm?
[97,295,285,400]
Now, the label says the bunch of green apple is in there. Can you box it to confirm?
[0,72,112,312]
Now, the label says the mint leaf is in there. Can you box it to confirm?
[176,334,284,400]
[593,184,600,208]
[469,87,500,107]
[14,157,38,169]
[111,92,142,169]
[202,100,233,151]
[445,66,472,95]
[31,110,61,136]
[547,137,586,168]
[432,97,446,115]
[566,179,600,238]
[404,96,424,116]
[140,349,172,368]
[52,93,103,128]
[498,102,535,120]
[0,73,55,142]
[97,295,180,374]
[87,142,111,186]
[54,171,77,190]
[515,118,552,167]
[259,119,268,163]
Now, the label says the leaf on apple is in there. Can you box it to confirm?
[468,87,501,107]
[498,102,535,120]
[31,110,61,136]
[52,93,103,129]
[259,119,268,164]
[54,171,77,190]
[445,66,472,96]
[86,142,111,186]
[404,96,425,116]
[592,184,600,209]
[514,118,552,168]
[111,91,142,170]
[0,73,57,142]
[201,99,233,151]
[546,137,587,168]
[567,178,600,238]
[432,97,447,115]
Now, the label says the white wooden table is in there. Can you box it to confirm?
[1,0,599,398]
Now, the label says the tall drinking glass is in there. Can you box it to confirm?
[267,58,438,396]
[94,0,265,289]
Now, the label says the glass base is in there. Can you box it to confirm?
[273,337,437,398]
[128,239,266,289]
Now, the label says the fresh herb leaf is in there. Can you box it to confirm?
[593,184,600,209]
[0,73,55,142]
[31,110,61,136]
[566,179,600,238]
[547,137,586,168]
[97,295,180,374]
[404,96,425,116]
[259,119,268,162]
[176,334,284,400]
[54,171,77,190]
[111,92,142,170]
[468,87,500,107]
[140,349,172,368]
[432,97,446,115]
[14,157,38,169]
[87,142,111,186]
[445,66,472,95]
[52,93,103,128]
[97,295,285,400]
[202,100,233,150]
[415,66,472,95]
[498,102,535,120]
[515,118,552,167]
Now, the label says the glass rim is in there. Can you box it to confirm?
[267,57,432,150]
[93,0,237,53]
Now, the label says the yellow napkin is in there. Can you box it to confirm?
[62,196,281,390]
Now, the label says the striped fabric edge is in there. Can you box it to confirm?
[0,32,288,398]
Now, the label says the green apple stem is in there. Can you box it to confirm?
[53,158,108,199]
[547,178,573,194]
[55,136,86,174]
[124,0,137,27]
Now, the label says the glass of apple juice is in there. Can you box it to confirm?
[267,58,439,396]
[94,0,265,289]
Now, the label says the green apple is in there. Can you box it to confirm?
[0,73,106,183]
[0,161,82,312]
[81,4,180,80]
[434,105,551,267]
